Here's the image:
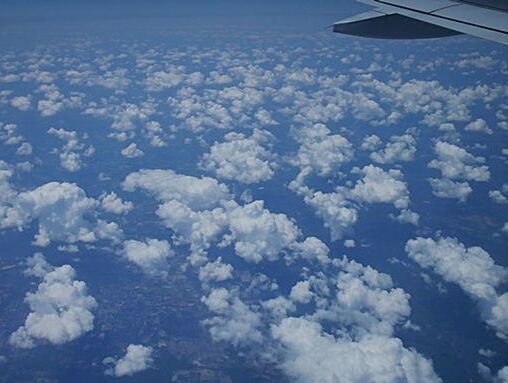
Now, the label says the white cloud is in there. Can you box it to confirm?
[465,118,493,134]
[349,165,410,209]
[104,344,153,377]
[406,237,508,339]
[428,141,490,182]
[370,134,417,164]
[429,178,472,201]
[10,96,31,111]
[199,257,233,283]
[489,190,508,204]
[48,127,94,172]
[123,169,230,211]
[121,143,144,158]
[202,289,262,347]
[289,281,314,304]
[10,255,97,348]
[304,191,358,241]
[100,192,133,214]
[16,142,33,156]
[290,123,354,176]
[290,236,330,264]
[0,180,121,246]
[361,134,382,151]
[201,129,276,184]
[122,238,173,276]
[226,200,300,263]
[272,318,441,383]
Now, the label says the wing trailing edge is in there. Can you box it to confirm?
[333,0,508,46]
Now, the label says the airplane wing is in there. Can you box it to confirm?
[333,0,508,46]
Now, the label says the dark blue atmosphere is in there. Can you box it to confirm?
[0,1,507,382]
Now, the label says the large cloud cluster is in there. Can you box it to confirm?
[10,254,97,348]
[292,164,415,240]
[123,169,326,264]
[406,237,508,339]
[0,166,122,246]
[428,141,490,201]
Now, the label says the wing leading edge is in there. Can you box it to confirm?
[333,0,508,46]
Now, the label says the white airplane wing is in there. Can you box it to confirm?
[333,0,508,46]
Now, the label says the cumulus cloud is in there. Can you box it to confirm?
[122,238,173,276]
[406,237,508,339]
[429,178,472,201]
[226,200,300,263]
[290,123,354,176]
[15,182,121,246]
[199,257,233,283]
[428,141,490,182]
[123,169,230,211]
[48,127,94,172]
[201,289,262,347]
[10,254,97,348]
[104,344,153,377]
[100,192,133,214]
[349,165,410,209]
[303,191,358,241]
[201,129,276,184]
[465,118,493,134]
[361,134,382,151]
[10,96,31,111]
[121,143,144,158]
[272,318,441,383]
[489,190,508,204]
[370,133,417,164]
[124,169,315,264]
[0,179,121,246]
[267,257,441,382]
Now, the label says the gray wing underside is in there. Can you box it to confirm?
[333,0,508,46]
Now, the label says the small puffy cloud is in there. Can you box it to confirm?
[121,143,144,158]
[304,191,358,241]
[391,209,420,226]
[289,281,314,304]
[428,141,490,182]
[199,257,233,283]
[361,134,382,151]
[10,255,97,348]
[406,237,508,339]
[344,239,356,248]
[122,238,173,276]
[227,200,300,263]
[290,236,330,264]
[489,190,508,204]
[123,169,230,211]
[349,165,410,209]
[48,127,94,172]
[290,123,354,176]
[429,178,472,201]
[10,96,31,111]
[104,344,153,377]
[201,129,276,184]
[202,290,262,347]
[100,192,133,214]
[16,142,33,156]
[465,118,493,134]
[370,134,417,164]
